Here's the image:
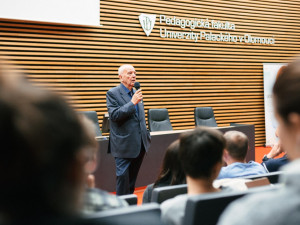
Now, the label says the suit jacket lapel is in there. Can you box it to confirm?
[119,84,140,120]
[137,101,143,120]
[119,84,131,104]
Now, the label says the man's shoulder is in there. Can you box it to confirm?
[161,194,188,212]
[247,161,266,170]
[218,188,298,225]
[161,194,188,225]
[107,85,121,94]
[221,163,242,172]
[248,161,261,165]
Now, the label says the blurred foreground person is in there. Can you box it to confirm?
[80,116,128,214]
[218,60,300,225]
[0,64,96,225]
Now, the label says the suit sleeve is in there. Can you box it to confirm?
[106,90,136,122]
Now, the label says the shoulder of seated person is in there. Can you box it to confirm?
[161,194,187,207]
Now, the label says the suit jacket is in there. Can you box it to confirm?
[106,84,151,158]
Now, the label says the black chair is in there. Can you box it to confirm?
[85,203,164,225]
[151,184,187,204]
[78,111,102,136]
[148,108,173,132]
[183,185,281,225]
[243,171,283,184]
[194,107,218,127]
[119,194,138,205]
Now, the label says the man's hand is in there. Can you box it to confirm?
[131,89,143,105]
[267,142,284,159]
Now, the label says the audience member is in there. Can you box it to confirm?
[262,128,289,172]
[0,66,91,224]
[218,131,267,179]
[161,127,225,225]
[80,116,128,214]
[218,60,300,225]
[142,140,186,203]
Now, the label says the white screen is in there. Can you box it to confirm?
[0,0,100,26]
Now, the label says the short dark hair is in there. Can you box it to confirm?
[0,70,88,218]
[179,127,225,179]
[224,131,248,161]
[154,139,185,187]
[273,61,300,122]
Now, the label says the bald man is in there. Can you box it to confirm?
[106,64,151,195]
[218,131,266,179]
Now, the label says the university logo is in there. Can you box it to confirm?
[139,13,156,36]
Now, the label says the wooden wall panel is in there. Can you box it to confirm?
[1,0,300,145]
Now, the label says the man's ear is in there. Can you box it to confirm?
[223,149,229,161]
[288,113,300,132]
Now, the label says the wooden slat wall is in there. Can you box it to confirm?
[1,0,300,146]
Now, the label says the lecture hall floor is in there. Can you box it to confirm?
[129,146,279,205]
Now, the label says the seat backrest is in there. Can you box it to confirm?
[194,107,218,127]
[119,194,138,205]
[85,203,163,225]
[151,184,187,204]
[78,111,102,136]
[183,191,247,225]
[148,108,173,132]
[183,185,281,225]
[243,171,283,184]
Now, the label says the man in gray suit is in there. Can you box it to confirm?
[106,64,151,195]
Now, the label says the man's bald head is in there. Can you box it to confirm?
[118,64,134,76]
[118,64,136,90]
[224,131,249,161]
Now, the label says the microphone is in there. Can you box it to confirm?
[134,82,141,90]
[134,82,142,103]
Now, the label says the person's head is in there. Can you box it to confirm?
[223,131,248,163]
[118,64,136,90]
[154,140,185,187]
[273,60,300,160]
[179,127,225,181]
[0,68,90,219]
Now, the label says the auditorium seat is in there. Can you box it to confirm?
[151,184,187,204]
[194,107,218,127]
[183,185,281,225]
[78,111,102,136]
[148,108,173,132]
[119,194,138,205]
[85,203,164,225]
[243,171,283,184]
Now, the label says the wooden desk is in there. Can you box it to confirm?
[94,124,255,192]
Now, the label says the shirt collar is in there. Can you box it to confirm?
[121,83,132,95]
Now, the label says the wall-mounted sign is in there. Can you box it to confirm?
[139,14,275,45]
[139,14,156,36]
